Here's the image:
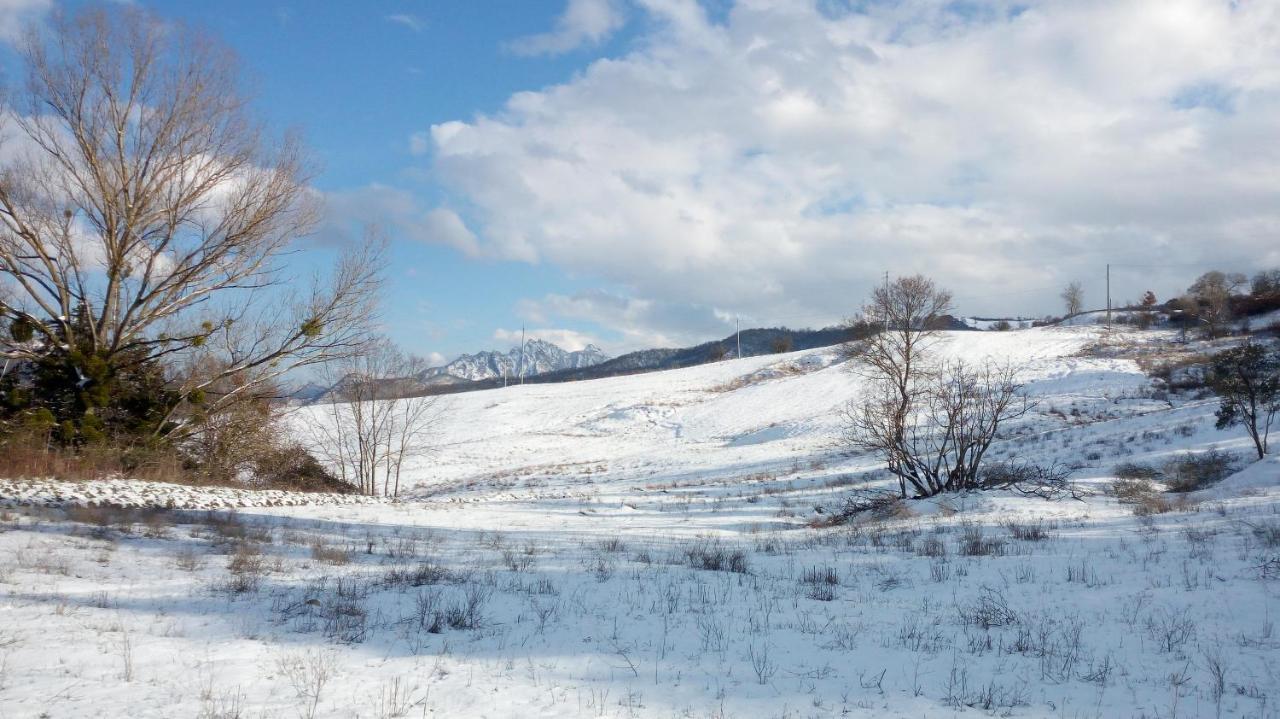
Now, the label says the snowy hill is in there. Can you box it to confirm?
[418,338,607,384]
[5,323,1280,719]
[378,324,1236,496]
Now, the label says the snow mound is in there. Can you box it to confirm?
[0,477,380,510]
[1196,456,1280,498]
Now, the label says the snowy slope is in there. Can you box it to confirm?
[3,323,1279,719]
[370,326,1166,498]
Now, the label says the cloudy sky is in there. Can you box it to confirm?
[5,0,1279,363]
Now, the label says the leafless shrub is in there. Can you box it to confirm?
[65,504,125,537]
[917,536,947,558]
[119,629,135,682]
[1111,477,1159,502]
[800,566,839,585]
[959,525,1006,557]
[981,460,1082,500]
[1065,558,1105,586]
[140,509,174,539]
[957,587,1020,630]
[892,615,948,653]
[805,583,837,602]
[683,539,750,574]
[1111,478,1196,515]
[501,546,536,572]
[1004,520,1052,541]
[372,676,421,718]
[411,589,444,634]
[174,547,205,572]
[276,650,338,719]
[820,487,905,525]
[1163,449,1237,493]
[199,512,271,546]
[382,560,451,589]
[1248,520,1280,548]
[598,537,626,553]
[443,584,491,630]
[1114,461,1161,480]
[747,643,777,684]
[1145,607,1197,654]
[1202,646,1229,712]
[310,541,351,565]
[224,543,266,593]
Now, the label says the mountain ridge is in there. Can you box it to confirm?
[418,339,609,385]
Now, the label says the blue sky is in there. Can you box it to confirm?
[6,0,1279,365]
[127,0,640,364]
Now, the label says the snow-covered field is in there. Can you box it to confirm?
[1,325,1278,718]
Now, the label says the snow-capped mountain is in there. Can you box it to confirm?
[418,339,608,384]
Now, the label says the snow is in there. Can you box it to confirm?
[1,324,1278,718]
[0,478,380,510]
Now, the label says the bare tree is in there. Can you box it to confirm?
[305,339,439,496]
[0,6,381,440]
[1186,270,1246,338]
[1060,281,1084,317]
[844,360,1030,497]
[844,274,953,497]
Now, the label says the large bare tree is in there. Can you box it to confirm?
[0,6,380,439]
[844,360,1030,496]
[844,274,953,497]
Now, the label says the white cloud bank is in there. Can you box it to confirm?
[507,0,625,56]
[0,0,48,41]
[425,0,1280,345]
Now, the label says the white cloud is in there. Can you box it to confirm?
[507,0,625,56]
[492,326,602,352]
[516,289,732,350]
[386,13,424,33]
[0,0,48,42]
[408,131,431,156]
[322,185,481,257]
[427,0,1280,339]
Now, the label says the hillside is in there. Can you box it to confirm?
[2,324,1278,718]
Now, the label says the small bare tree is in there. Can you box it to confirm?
[305,339,439,496]
[0,6,381,441]
[1061,281,1084,317]
[844,274,953,497]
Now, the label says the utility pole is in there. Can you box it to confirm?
[1106,264,1111,331]
[736,316,741,359]
[518,325,526,385]
[884,271,890,332]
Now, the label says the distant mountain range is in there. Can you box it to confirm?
[414,327,857,396]
[417,339,609,386]
[290,319,981,402]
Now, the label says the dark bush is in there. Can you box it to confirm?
[1162,450,1236,493]
[1114,462,1161,480]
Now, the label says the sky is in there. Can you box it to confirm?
[3,0,1280,365]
